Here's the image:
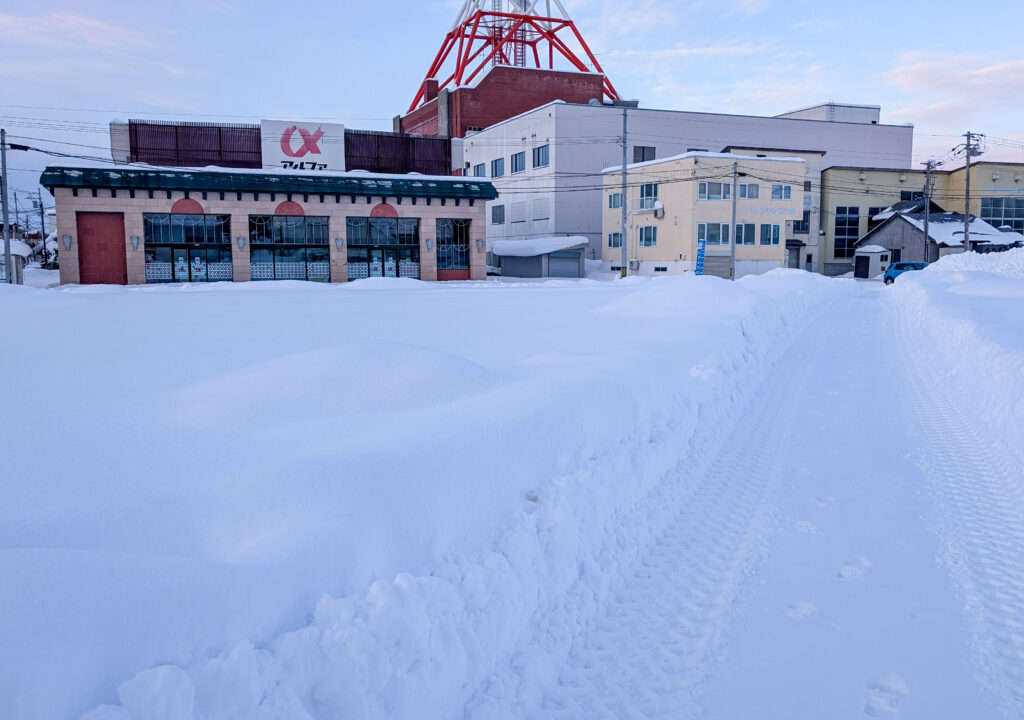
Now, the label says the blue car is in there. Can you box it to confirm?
[883,261,929,285]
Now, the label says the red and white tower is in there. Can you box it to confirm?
[407,0,620,114]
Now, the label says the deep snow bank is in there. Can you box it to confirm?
[0,272,853,720]
[891,248,1024,470]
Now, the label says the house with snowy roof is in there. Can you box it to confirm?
[856,208,1012,264]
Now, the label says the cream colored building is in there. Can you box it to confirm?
[821,161,1024,274]
[602,152,805,278]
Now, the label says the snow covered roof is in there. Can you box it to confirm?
[901,213,1005,247]
[3,239,32,258]
[492,236,588,257]
[40,161,498,201]
[856,245,888,254]
[602,152,805,174]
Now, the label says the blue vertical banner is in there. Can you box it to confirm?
[695,236,706,276]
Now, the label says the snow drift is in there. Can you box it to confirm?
[0,272,855,720]
[891,247,1024,475]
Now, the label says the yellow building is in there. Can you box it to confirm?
[602,152,805,278]
[821,161,1024,275]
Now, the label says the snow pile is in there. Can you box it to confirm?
[492,236,588,257]
[0,272,855,720]
[891,248,1024,471]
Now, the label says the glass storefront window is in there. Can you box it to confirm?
[248,215,330,281]
[143,213,232,283]
[436,218,470,270]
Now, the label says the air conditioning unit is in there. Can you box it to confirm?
[653,207,665,219]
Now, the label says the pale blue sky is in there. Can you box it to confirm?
[2,0,1023,199]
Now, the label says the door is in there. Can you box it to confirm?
[384,249,398,278]
[854,255,871,279]
[189,248,208,282]
[173,247,189,282]
[370,249,384,277]
[76,212,127,284]
[787,248,800,269]
[548,251,582,278]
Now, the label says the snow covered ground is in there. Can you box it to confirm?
[1,251,1022,720]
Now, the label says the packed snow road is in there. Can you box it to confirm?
[473,284,1018,720]
[1,251,1023,720]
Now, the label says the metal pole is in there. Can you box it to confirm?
[620,106,628,278]
[2,128,13,284]
[730,161,738,280]
[922,160,932,262]
[964,132,973,254]
[38,190,47,265]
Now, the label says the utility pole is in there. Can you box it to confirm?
[921,159,939,262]
[38,190,47,264]
[620,106,628,278]
[2,128,12,284]
[730,161,738,280]
[963,131,982,254]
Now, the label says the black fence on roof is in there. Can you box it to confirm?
[126,121,452,175]
[129,120,262,169]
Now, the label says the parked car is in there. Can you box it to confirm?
[883,261,929,285]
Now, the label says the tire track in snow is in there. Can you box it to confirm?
[529,318,817,719]
[896,313,1024,717]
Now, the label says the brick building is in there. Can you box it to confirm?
[42,164,496,285]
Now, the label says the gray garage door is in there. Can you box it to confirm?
[548,251,582,278]
[702,255,731,279]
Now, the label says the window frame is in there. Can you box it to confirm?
[510,151,526,174]
[532,145,550,168]
[771,184,792,200]
[638,225,658,247]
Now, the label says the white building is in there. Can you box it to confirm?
[462,101,915,268]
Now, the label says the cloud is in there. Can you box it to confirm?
[607,42,774,60]
[794,18,841,33]
[883,53,1024,165]
[0,12,158,52]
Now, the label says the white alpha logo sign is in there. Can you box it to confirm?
[260,120,345,172]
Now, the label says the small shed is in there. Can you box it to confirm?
[853,244,891,279]
[1,239,32,284]
[492,236,588,279]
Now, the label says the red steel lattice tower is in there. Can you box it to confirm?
[408,0,620,113]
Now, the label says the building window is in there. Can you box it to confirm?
[771,184,792,200]
[638,226,658,247]
[834,206,860,258]
[699,182,731,200]
[867,206,887,232]
[491,205,505,225]
[532,198,550,221]
[760,224,781,245]
[143,213,232,283]
[345,217,420,279]
[510,151,526,174]
[738,183,759,199]
[249,215,330,281]
[981,197,1024,232]
[900,190,924,202]
[793,211,811,234]
[436,218,471,270]
[532,145,549,168]
[608,192,623,209]
[491,158,505,178]
[735,223,756,245]
[473,163,486,177]
[510,201,527,224]
[803,180,812,192]
[608,232,622,248]
[633,146,655,163]
[698,222,730,246]
[640,183,658,209]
